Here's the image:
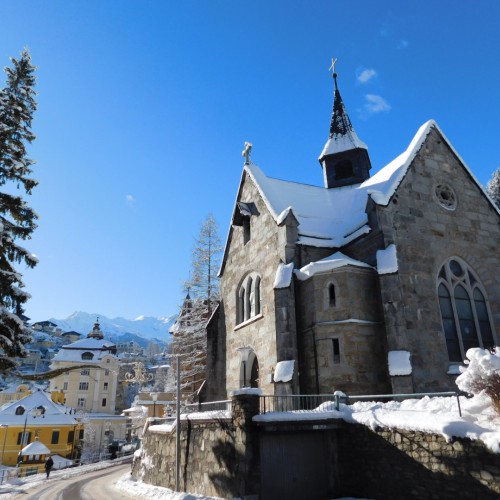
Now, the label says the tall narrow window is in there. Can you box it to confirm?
[243,217,251,245]
[437,258,496,362]
[329,284,336,307]
[17,431,31,445]
[255,276,261,315]
[438,284,461,362]
[238,286,246,323]
[51,431,59,444]
[247,277,254,318]
[332,338,341,364]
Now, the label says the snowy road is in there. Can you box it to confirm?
[22,464,135,500]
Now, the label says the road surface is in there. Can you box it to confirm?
[22,463,136,500]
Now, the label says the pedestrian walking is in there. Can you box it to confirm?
[44,455,54,479]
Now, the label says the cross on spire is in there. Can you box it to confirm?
[329,57,339,90]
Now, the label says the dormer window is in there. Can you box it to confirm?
[233,202,259,246]
[15,406,25,415]
[81,352,94,361]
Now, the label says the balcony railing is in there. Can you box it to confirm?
[183,399,232,414]
[259,391,469,416]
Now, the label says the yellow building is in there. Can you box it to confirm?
[0,390,83,469]
[48,321,120,414]
[0,384,32,406]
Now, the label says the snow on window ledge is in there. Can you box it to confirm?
[234,313,263,331]
[447,364,464,375]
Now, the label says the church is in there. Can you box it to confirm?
[206,67,500,400]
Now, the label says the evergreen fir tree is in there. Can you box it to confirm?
[0,49,38,371]
[170,213,222,400]
[486,168,500,209]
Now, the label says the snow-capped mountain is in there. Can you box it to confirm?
[48,311,176,343]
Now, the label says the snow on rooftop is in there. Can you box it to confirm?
[51,337,116,362]
[273,262,294,289]
[242,121,465,250]
[388,350,412,376]
[0,391,78,426]
[319,131,368,158]
[245,163,370,247]
[21,439,51,456]
[295,251,372,280]
[254,392,500,453]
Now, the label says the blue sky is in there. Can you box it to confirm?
[1,1,499,322]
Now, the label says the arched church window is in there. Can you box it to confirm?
[237,273,263,325]
[437,258,496,362]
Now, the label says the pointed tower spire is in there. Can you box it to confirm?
[319,59,372,188]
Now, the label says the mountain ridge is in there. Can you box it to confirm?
[47,311,176,343]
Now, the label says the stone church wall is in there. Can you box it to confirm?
[219,173,299,395]
[374,127,500,392]
[295,267,391,394]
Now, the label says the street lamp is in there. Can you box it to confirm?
[17,407,43,466]
[150,393,159,418]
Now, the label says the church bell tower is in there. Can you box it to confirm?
[319,59,372,188]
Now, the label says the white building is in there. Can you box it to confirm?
[49,321,120,414]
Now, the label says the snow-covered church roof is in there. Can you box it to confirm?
[244,120,441,249]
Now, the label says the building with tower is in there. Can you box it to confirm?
[49,320,120,413]
[206,66,500,400]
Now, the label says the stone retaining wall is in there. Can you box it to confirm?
[131,394,260,499]
[337,424,500,500]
